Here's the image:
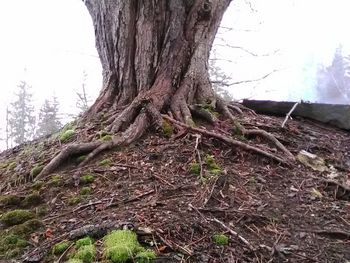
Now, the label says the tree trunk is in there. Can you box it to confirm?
[36,0,294,181]
[85,0,231,125]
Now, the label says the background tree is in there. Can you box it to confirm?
[35,96,62,138]
[75,70,91,114]
[8,80,36,145]
[316,45,350,104]
[209,48,234,101]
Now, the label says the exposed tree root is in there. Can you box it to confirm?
[163,115,290,165]
[217,99,295,160]
[36,97,293,181]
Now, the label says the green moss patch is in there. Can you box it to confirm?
[60,129,75,143]
[68,196,81,205]
[135,249,156,263]
[52,240,72,255]
[50,175,63,187]
[76,155,87,163]
[22,191,42,207]
[189,162,200,175]
[66,259,83,263]
[7,161,17,171]
[99,158,112,167]
[73,244,95,263]
[162,120,173,138]
[0,234,28,259]
[0,195,22,207]
[0,209,36,227]
[69,237,95,263]
[32,181,44,190]
[30,165,44,178]
[80,187,91,196]
[101,134,113,142]
[103,230,155,263]
[0,219,43,259]
[80,174,95,184]
[212,234,229,246]
[204,155,222,175]
[75,237,93,249]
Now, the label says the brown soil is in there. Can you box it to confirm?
[0,110,349,263]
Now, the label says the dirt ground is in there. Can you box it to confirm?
[0,110,349,263]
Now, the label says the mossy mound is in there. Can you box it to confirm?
[50,175,63,187]
[0,234,28,259]
[75,237,93,249]
[53,240,72,255]
[0,195,22,207]
[0,209,36,227]
[80,187,91,196]
[103,230,155,263]
[60,129,75,143]
[80,174,95,184]
[69,237,95,263]
[30,165,44,178]
[99,158,112,166]
[9,219,43,237]
[135,249,157,263]
[22,191,42,207]
[0,219,43,259]
[73,244,95,263]
[162,120,173,138]
[101,134,113,142]
[189,162,200,175]
[204,155,222,175]
[212,234,229,246]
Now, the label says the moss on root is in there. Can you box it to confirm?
[30,165,44,178]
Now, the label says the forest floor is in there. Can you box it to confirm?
[0,107,350,263]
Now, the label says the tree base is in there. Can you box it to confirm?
[35,98,294,181]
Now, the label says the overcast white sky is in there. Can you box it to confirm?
[0,0,349,149]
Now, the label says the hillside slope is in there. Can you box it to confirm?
[0,109,349,262]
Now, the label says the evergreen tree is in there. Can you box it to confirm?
[209,49,234,101]
[9,81,36,145]
[316,45,350,104]
[36,96,62,138]
[75,70,91,114]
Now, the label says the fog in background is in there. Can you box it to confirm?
[1,0,350,150]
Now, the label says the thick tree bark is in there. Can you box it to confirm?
[84,0,231,123]
[36,0,295,181]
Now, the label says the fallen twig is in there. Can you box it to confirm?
[212,217,255,251]
[281,102,298,128]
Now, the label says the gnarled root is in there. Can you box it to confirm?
[35,93,293,182]
[163,115,290,165]
[217,99,295,160]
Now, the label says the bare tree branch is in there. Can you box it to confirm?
[211,69,281,87]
